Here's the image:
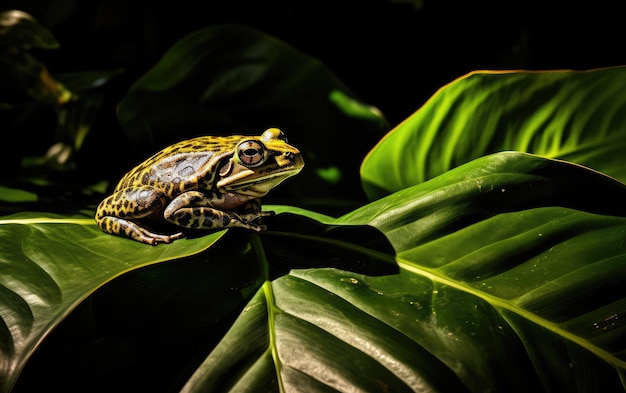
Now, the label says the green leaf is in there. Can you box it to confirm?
[0,187,36,203]
[361,67,626,199]
[178,153,626,392]
[117,25,387,147]
[349,152,626,248]
[0,213,225,392]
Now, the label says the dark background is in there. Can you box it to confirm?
[4,3,626,390]
[5,0,626,128]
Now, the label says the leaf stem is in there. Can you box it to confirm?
[250,233,285,393]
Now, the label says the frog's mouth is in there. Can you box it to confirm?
[217,154,304,197]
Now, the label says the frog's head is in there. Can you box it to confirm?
[216,128,304,197]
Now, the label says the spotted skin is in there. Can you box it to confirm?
[95,128,304,245]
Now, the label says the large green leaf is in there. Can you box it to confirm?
[361,66,626,200]
[177,153,626,392]
[0,214,226,392]
[1,208,395,393]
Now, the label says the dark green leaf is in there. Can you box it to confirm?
[0,186,36,203]
[116,25,390,214]
[0,213,224,392]
[0,50,62,105]
[54,70,122,93]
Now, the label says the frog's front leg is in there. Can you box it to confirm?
[96,186,185,245]
[163,191,273,231]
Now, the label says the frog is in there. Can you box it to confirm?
[95,128,304,245]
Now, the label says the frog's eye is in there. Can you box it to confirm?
[237,140,266,167]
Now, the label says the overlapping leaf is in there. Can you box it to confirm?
[3,154,626,392]
[181,152,626,392]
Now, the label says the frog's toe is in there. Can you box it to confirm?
[134,229,185,245]
[168,232,186,241]
[152,231,185,245]
[249,211,274,223]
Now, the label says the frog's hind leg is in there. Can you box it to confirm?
[164,191,273,231]
[95,186,184,245]
[97,216,185,245]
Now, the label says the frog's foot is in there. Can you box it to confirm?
[236,210,275,231]
[243,209,274,221]
[98,216,185,245]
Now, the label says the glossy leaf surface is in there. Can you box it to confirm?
[180,153,626,392]
[0,214,225,391]
[3,153,626,392]
[361,67,626,199]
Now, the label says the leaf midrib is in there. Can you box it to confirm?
[396,259,626,369]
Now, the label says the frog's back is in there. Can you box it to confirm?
[114,135,244,194]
